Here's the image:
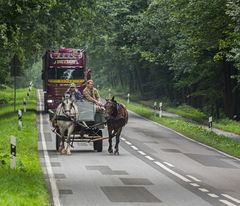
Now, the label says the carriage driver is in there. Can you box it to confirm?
[65,83,83,101]
[83,79,104,111]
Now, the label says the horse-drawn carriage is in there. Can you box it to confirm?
[50,96,128,155]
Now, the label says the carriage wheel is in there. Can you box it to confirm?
[56,133,61,151]
[93,130,103,152]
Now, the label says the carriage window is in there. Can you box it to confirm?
[48,68,84,80]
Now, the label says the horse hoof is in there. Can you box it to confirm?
[61,149,67,155]
[67,151,72,155]
[114,151,119,155]
[108,149,113,154]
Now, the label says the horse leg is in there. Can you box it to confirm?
[108,128,113,154]
[65,125,74,155]
[114,128,122,155]
[58,129,65,153]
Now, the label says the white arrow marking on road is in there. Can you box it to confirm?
[219,199,237,206]
[222,194,240,204]
[154,161,191,183]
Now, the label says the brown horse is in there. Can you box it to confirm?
[104,96,128,155]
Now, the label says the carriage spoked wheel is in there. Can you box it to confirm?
[93,130,103,152]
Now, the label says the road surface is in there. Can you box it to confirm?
[37,90,240,206]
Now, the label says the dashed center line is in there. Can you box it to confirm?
[190,183,200,187]
[122,136,238,205]
[145,156,154,161]
[199,188,209,193]
[163,162,174,167]
[208,193,219,198]
[138,151,146,155]
[125,141,132,145]
[187,175,201,182]
[222,194,240,204]
[219,199,237,206]
[131,145,138,150]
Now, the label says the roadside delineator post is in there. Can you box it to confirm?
[208,116,213,130]
[10,136,16,169]
[159,102,162,118]
[127,93,130,104]
[23,98,27,112]
[18,109,22,130]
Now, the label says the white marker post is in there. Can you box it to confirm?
[159,102,163,118]
[154,102,157,116]
[127,93,130,104]
[208,116,213,130]
[10,136,16,169]
[108,88,111,99]
[18,110,23,130]
[23,98,27,112]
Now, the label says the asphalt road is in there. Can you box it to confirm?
[37,90,240,206]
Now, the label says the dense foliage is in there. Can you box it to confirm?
[0,0,239,119]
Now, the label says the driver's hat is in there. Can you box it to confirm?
[70,83,76,88]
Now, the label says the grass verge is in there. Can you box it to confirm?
[0,87,49,206]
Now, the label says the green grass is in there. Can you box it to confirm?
[115,99,240,158]
[0,87,49,206]
[214,118,240,135]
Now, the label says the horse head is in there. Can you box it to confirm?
[104,96,118,118]
[61,98,76,117]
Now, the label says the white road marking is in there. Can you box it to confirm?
[138,151,146,155]
[208,193,219,198]
[131,145,138,150]
[145,156,154,161]
[125,141,132,145]
[186,175,201,182]
[219,199,237,206]
[38,90,61,206]
[121,137,126,141]
[190,183,200,187]
[154,161,191,183]
[199,188,209,193]
[128,111,240,162]
[163,162,174,167]
[222,194,240,204]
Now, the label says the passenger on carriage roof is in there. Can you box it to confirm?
[83,79,103,110]
[65,83,83,101]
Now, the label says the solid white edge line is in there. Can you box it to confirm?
[222,194,240,204]
[38,90,61,206]
[145,156,154,161]
[190,183,200,187]
[186,175,201,182]
[199,188,209,193]
[154,161,191,183]
[138,151,146,155]
[128,110,240,162]
[219,199,237,206]
[131,145,138,150]
[163,162,174,167]
[208,193,219,198]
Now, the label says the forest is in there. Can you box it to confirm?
[0,0,240,119]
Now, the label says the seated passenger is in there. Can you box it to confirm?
[83,80,104,111]
[66,83,83,101]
